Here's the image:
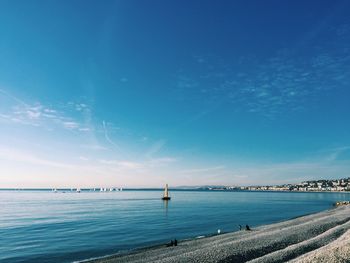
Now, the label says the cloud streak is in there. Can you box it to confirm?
[102,120,120,149]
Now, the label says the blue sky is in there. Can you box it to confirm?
[0,0,350,187]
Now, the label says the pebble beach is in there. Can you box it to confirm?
[87,205,350,263]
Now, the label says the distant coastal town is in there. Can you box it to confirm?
[203,177,350,192]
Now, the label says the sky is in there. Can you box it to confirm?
[0,0,350,188]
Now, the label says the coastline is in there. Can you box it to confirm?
[85,205,350,263]
[244,189,350,194]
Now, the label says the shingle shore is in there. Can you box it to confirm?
[85,205,350,263]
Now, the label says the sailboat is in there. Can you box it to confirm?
[162,184,171,200]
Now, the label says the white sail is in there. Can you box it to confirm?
[163,184,169,198]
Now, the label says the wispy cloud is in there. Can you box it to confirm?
[102,121,120,148]
[81,144,107,151]
[148,157,177,167]
[117,161,143,169]
[79,156,89,161]
[75,103,88,111]
[0,89,91,132]
[98,159,143,169]
[173,24,350,119]
[0,148,78,170]
[62,121,79,129]
[180,165,225,174]
[99,156,177,170]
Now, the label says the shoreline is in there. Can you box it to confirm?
[85,205,350,263]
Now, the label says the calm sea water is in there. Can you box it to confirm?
[1,190,349,263]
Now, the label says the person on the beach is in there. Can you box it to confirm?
[174,239,177,246]
[246,224,251,231]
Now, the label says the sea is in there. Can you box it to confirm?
[1,189,349,263]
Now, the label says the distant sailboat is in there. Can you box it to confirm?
[162,184,171,200]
